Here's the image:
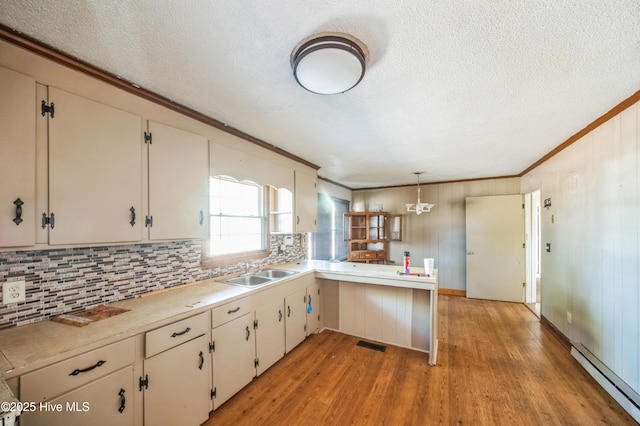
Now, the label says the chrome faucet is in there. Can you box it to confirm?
[244,260,262,274]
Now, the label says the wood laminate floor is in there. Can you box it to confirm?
[204,295,636,425]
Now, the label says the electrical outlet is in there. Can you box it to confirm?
[3,280,26,304]
[566,311,572,325]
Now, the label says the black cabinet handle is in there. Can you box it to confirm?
[13,198,23,225]
[129,207,136,226]
[227,307,240,314]
[118,388,126,413]
[278,309,283,322]
[69,360,106,376]
[199,209,204,226]
[245,326,250,341]
[171,327,191,338]
[287,305,291,318]
[198,351,204,370]
[50,212,55,229]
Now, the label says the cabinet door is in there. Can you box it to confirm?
[211,312,255,410]
[148,121,208,240]
[20,366,136,426]
[285,288,307,353]
[47,87,142,245]
[255,300,285,376]
[306,282,321,336]
[294,170,317,233]
[0,66,36,247]
[143,334,210,426]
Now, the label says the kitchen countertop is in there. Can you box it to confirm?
[0,260,437,382]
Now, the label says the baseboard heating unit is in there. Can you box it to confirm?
[571,344,640,423]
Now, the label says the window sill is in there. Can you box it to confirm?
[201,248,270,269]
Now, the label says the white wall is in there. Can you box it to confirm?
[354,177,521,291]
[317,179,352,202]
[521,101,640,394]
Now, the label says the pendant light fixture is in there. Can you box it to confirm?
[405,172,434,215]
[291,32,368,95]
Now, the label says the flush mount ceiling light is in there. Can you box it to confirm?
[405,172,434,215]
[291,32,368,95]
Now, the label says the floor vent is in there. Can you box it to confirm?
[357,340,386,352]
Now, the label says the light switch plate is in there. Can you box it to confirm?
[3,280,26,304]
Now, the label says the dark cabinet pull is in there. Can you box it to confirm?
[245,326,250,341]
[199,209,204,226]
[171,327,191,338]
[198,351,204,370]
[13,198,23,225]
[69,360,106,376]
[227,307,241,314]
[287,305,291,318]
[118,388,126,413]
[278,309,283,322]
[129,207,136,226]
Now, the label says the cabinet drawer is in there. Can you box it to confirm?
[21,337,135,403]
[376,251,386,259]
[361,251,375,259]
[211,298,251,328]
[146,311,209,358]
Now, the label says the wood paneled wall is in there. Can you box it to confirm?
[521,101,640,395]
[352,177,521,291]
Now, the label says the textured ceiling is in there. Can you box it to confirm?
[1,1,639,188]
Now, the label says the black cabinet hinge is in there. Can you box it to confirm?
[211,387,216,400]
[209,341,215,353]
[41,100,55,118]
[144,131,152,144]
[304,324,307,332]
[139,375,149,391]
[145,216,153,227]
[41,212,55,229]
[253,319,258,330]
[254,358,259,368]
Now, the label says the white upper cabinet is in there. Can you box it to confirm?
[0,66,36,247]
[47,87,143,245]
[147,121,209,240]
[294,169,318,233]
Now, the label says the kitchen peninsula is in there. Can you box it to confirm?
[0,260,437,425]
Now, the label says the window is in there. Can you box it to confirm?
[311,194,349,260]
[206,176,268,264]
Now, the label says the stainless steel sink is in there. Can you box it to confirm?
[218,268,298,287]
[222,275,272,286]
[254,269,297,279]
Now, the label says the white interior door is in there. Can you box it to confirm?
[466,194,525,302]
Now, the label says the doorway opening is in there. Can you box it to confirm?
[524,190,541,316]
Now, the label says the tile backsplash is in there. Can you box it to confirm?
[0,234,306,328]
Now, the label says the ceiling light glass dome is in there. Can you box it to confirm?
[291,33,368,95]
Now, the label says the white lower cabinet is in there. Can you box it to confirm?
[306,282,321,336]
[211,304,255,410]
[19,337,138,426]
[143,334,210,426]
[285,288,307,353]
[254,299,286,376]
[142,312,211,426]
[21,366,136,426]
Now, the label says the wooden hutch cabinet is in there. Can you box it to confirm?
[343,212,389,263]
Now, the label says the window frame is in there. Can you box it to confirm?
[201,176,270,269]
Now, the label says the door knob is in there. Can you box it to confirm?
[467,251,474,255]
